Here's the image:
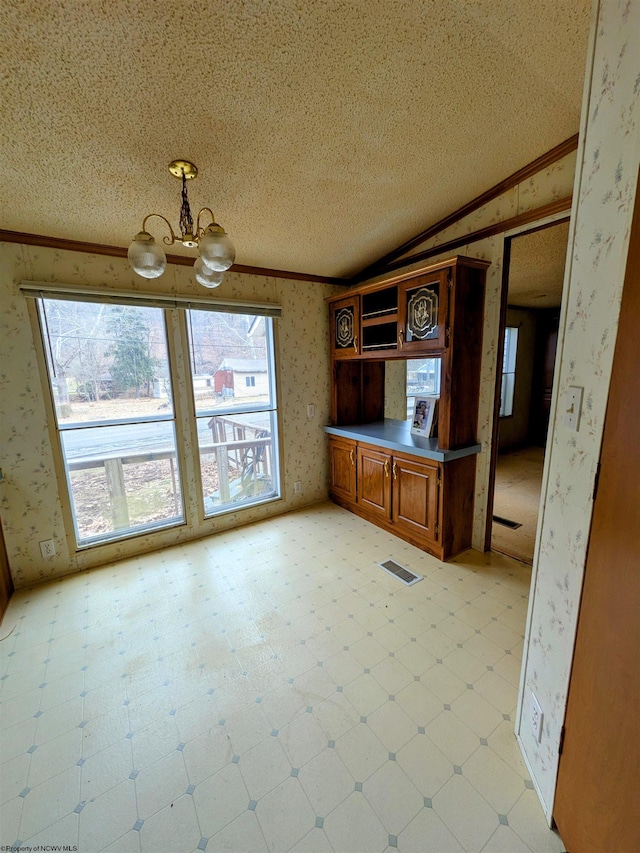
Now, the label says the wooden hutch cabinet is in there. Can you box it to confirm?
[325,256,489,561]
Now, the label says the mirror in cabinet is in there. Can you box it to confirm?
[385,358,442,422]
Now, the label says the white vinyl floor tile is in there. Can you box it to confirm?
[0,502,566,852]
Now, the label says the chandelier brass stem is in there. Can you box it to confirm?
[195,207,216,237]
[141,212,179,246]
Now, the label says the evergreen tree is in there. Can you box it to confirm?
[107,307,157,397]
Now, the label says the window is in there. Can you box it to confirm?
[500,326,519,417]
[38,298,184,545]
[187,310,280,515]
[406,358,441,419]
[29,286,283,550]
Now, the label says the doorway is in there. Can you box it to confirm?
[487,219,570,563]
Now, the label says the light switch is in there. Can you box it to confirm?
[307,404,315,419]
[564,386,583,431]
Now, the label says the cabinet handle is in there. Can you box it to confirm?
[392,461,397,480]
[398,328,404,349]
[384,459,390,478]
[350,448,355,466]
[353,335,358,351]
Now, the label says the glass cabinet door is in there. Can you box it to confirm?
[331,295,360,358]
[398,270,449,352]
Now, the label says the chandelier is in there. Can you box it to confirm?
[127,160,235,288]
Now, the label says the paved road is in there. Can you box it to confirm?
[61,413,272,461]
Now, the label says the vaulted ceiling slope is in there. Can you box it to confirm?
[0,1,591,279]
[508,221,571,309]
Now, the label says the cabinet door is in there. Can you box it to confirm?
[398,270,449,353]
[392,455,440,543]
[328,437,357,502]
[357,445,391,520]
[330,295,360,358]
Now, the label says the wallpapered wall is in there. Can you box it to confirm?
[383,360,408,420]
[0,244,341,587]
[517,0,639,818]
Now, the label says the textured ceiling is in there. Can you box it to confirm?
[508,221,570,308]
[0,1,591,278]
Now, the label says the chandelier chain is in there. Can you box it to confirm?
[179,172,194,238]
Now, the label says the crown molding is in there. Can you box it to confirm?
[366,197,572,278]
[351,134,579,282]
[0,230,348,286]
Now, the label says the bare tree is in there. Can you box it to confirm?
[41,300,107,415]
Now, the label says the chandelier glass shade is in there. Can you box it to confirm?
[193,256,225,288]
[128,161,235,286]
[127,231,167,279]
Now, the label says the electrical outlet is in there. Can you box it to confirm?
[294,480,302,494]
[40,539,56,559]
[306,404,315,419]
[530,691,544,743]
[564,386,583,431]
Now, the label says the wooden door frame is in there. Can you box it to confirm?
[0,517,14,622]
[483,215,571,552]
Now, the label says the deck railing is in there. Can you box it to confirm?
[67,435,272,529]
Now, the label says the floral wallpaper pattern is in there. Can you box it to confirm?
[517,0,639,817]
[0,245,340,587]
[383,360,408,420]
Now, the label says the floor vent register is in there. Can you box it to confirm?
[378,559,423,586]
[493,515,523,530]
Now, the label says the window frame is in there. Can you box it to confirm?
[35,297,187,549]
[499,325,519,418]
[185,309,282,518]
[23,283,284,553]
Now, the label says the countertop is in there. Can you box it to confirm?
[324,419,481,462]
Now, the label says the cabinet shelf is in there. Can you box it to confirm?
[361,287,398,322]
[362,342,398,351]
[361,313,399,327]
[362,321,398,352]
